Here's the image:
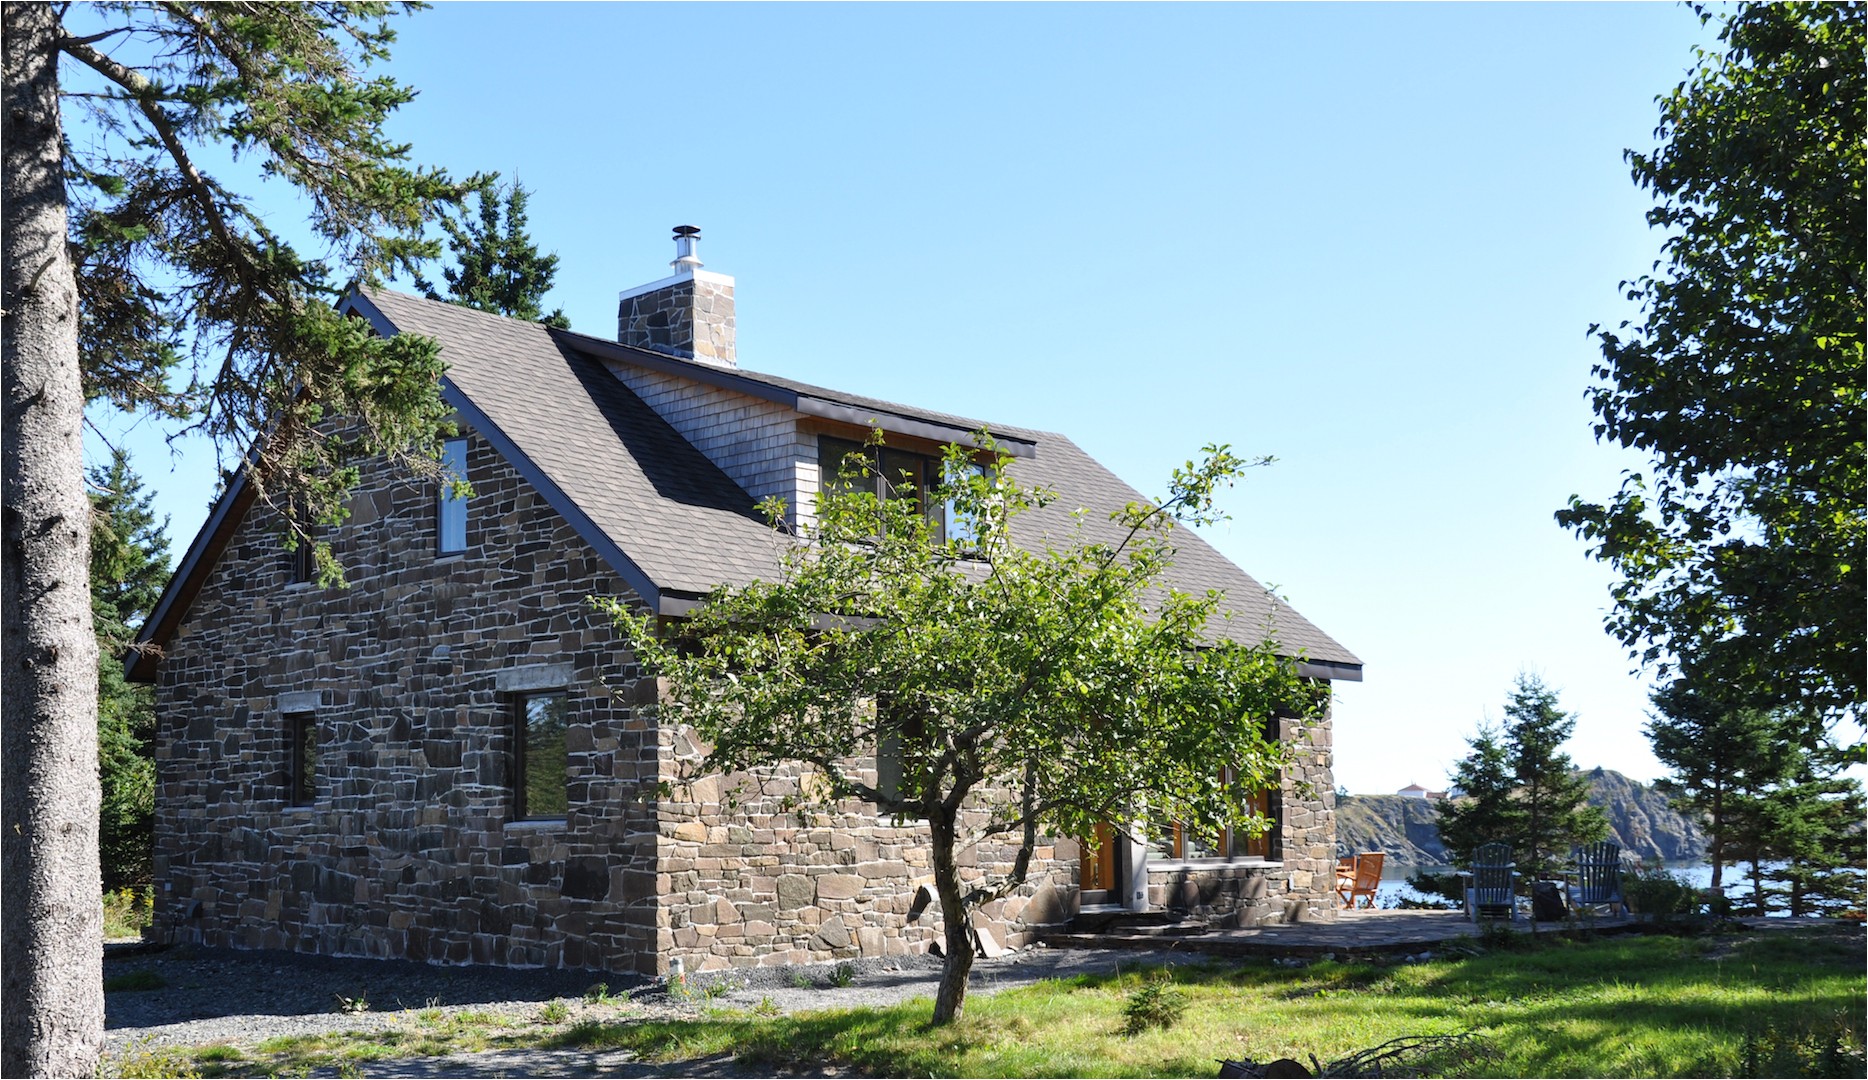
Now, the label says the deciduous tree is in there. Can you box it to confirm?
[1557,3,1866,725]
[605,437,1315,1025]
[3,4,466,1073]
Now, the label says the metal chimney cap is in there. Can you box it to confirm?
[672,225,701,239]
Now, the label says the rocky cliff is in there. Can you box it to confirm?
[1335,769,1707,865]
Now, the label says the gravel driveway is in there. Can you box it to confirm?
[105,940,1201,1077]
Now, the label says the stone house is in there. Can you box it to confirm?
[131,232,1363,975]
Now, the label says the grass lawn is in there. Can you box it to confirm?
[122,922,1864,1079]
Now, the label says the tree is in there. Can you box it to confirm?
[3,6,466,1074]
[1433,725,1519,871]
[1647,677,1784,890]
[414,179,569,328]
[1556,3,1866,726]
[605,437,1315,1025]
[1432,676,1606,880]
[1755,744,1865,918]
[90,451,172,890]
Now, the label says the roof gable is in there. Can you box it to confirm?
[134,287,1360,681]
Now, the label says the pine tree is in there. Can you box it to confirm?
[1649,679,1789,890]
[89,452,170,890]
[415,179,570,328]
[1502,676,1607,879]
[1432,676,1606,879]
[1434,726,1519,869]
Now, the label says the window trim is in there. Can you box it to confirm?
[512,690,569,822]
[437,437,469,556]
[817,435,988,546]
[286,711,318,808]
[1149,769,1280,864]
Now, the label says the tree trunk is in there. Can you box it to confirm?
[2,5,106,1075]
[1707,786,1723,890]
[929,810,975,1025]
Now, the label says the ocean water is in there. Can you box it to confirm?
[1369,861,1727,909]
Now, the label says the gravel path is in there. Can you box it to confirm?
[104,941,1201,1076]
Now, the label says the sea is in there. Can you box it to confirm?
[1372,861,1733,910]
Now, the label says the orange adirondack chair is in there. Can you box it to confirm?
[1336,852,1384,908]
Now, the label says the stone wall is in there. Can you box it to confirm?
[1279,706,1340,923]
[151,427,663,973]
[617,275,735,367]
[648,723,1073,974]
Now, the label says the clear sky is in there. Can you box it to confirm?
[86,2,1734,795]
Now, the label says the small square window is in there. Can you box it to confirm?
[438,438,468,555]
[514,692,568,820]
[287,712,318,806]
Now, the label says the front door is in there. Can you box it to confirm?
[1079,821,1118,907]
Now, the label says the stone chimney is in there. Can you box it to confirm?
[617,226,736,367]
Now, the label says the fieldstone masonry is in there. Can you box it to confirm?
[617,273,736,367]
[148,381,1340,977]
[151,429,663,972]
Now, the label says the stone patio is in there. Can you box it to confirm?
[1045,907,1641,958]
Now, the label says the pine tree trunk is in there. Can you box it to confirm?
[2,5,106,1075]
[929,811,976,1025]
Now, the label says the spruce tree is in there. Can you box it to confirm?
[89,452,170,890]
[4,5,467,1072]
[1434,726,1520,869]
[415,179,570,328]
[1433,676,1606,880]
[1649,679,1788,890]
[1502,675,1607,879]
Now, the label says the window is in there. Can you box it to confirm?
[286,499,316,584]
[514,692,568,820]
[438,437,468,555]
[1147,772,1277,861]
[287,712,318,806]
[818,436,987,545]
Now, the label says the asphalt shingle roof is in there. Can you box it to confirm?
[364,289,783,597]
[362,288,1360,671]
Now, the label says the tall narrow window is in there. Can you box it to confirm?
[514,692,569,820]
[287,712,317,806]
[438,437,468,555]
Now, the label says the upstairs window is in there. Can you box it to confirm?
[514,692,569,820]
[818,436,987,545]
[438,438,468,555]
[287,712,318,806]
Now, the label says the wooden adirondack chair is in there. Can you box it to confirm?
[1465,842,1519,922]
[1567,841,1626,916]
[1336,852,1384,908]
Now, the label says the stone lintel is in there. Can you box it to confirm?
[495,663,574,694]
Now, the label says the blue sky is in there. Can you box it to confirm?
[87,2,1732,794]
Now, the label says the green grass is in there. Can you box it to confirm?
[112,924,1864,1079]
[550,927,1865,1078]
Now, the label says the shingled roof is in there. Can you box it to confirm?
[132,288,1359,681]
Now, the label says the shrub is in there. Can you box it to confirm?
[1122,971,1188,1036]
[1623,864,1699,919]
[102,886,154,940]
